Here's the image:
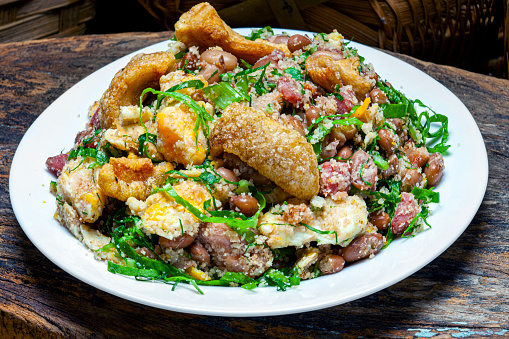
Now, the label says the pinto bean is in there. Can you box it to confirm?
[341,233,383,263]
[135,247,157,259]
[216,167,239,183]
[200,49,238,71]
[403,140,416,156]
[318,254,345,275]
[408,147,430,168]
[381,154,399,179]
[369,88,388,104]
[330,127,347,146]
[378,129,398,155]
[424,152,444,187]
[288,34,312,52]
[369,210,391,231]
[230,194,259,217]
[389,118,403,133]
[177,51,197,70]
[338,124,358,140]
[311,50,343,60]
[305,106,322,125]
[402,168,423,190]
[159,233,195,249]
[199,63,225,84]
[267,34,289,45]
[189,242,210,265]
[337,145,353,160]
[252,49,285,69]
[320,137,340,159]
[288,116,306,137]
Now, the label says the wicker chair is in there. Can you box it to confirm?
[0,0,96,43]
[138,0,507,78]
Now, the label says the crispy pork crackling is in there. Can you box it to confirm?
[99,52,175,129]
[210,103,319,201]
[175,2,291,64]
[305,52,374,100]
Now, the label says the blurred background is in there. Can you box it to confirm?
[1,0,506,78]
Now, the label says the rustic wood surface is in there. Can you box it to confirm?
[0,32,507,338]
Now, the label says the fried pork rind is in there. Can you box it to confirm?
[258,196,368,249]
[98,52,175,129]
[98,157,173,201]
[305,52,374,100]
[210,103,319,201]
[57,157,106,223]
[174,2,291,64]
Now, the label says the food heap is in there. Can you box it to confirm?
[46,2,448,292]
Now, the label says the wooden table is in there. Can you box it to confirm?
[1,32,508,338]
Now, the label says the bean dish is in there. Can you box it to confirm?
[45,2,449,292]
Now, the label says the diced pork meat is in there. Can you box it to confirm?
[391,192,420,235]
[350,150,377,190]
[46,153,68,177]
[320,160,351,199]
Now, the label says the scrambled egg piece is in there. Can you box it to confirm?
[57,157,106,223]
[127,180,213,239]
[156,105,207,166]
[258,195,368,248]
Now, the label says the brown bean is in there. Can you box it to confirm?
[288,34,312,52]
[189,242,210,265]
[135,247,157,259]
[305,106,322,125]
[230,194,259,217]
[329,127,347,146]
[402,168,422,189]
[408,147,430,168]
[241,171,271,186]
[341,233,383,263]
[378,129,398,155]
[338,124,358,140]
[268,34,289,45]
[159,233,196,249]
[320,136,339,159]
[177,51,197,70]
[382,154,399,179]
[318,254,345,275]
[369,88,388,104]
[199,63,225,84]
[389,118,403,133]
[337,145,353,160]
[200,49,238,71]
[311,50,343,60]
[288,116,306,137]
[424,152,444,187]
[216,167,239,183]
[403,140,415,156]
[369,210,391,231]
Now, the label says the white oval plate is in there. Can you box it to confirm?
[9,29,488,316]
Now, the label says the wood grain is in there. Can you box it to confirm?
[0,32,508,338]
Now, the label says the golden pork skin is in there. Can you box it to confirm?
[210,103,319,201]
[99,52,175,129]
[305,51,374,100]
[175,2,291,64]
